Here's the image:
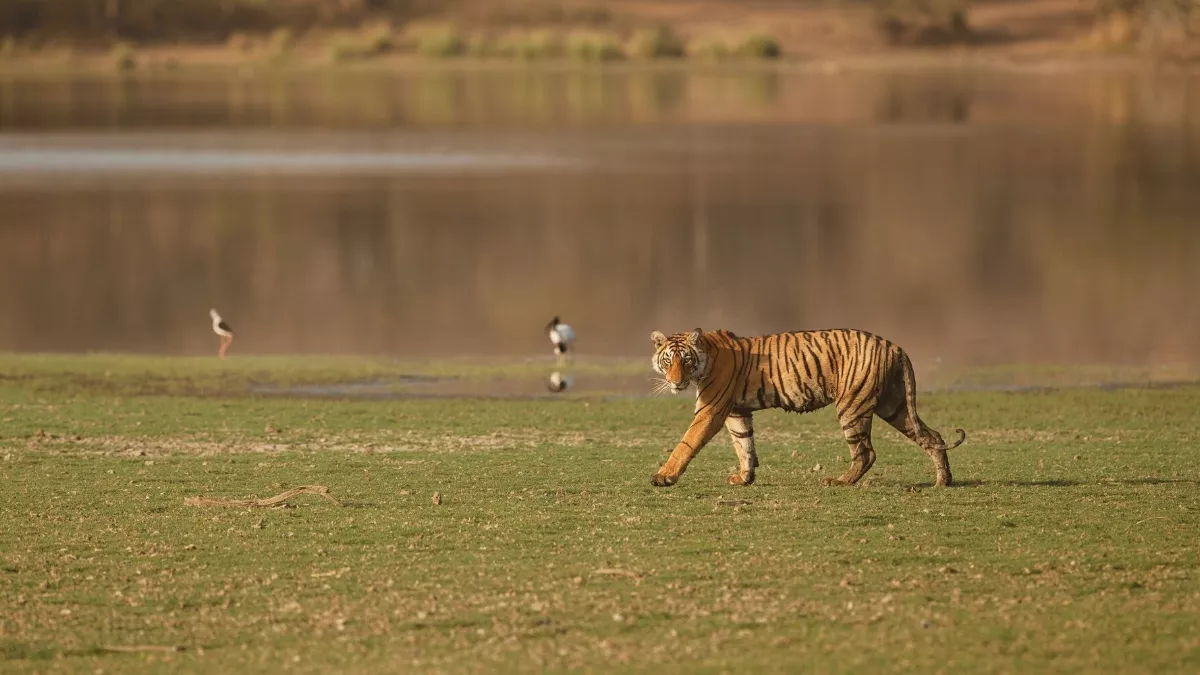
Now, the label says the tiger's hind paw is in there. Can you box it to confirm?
[821,476,850,487]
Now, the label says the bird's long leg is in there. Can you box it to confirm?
[219,336,233,359]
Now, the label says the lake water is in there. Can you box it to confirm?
[1,66,1199,368]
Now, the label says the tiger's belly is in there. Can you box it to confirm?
[736,378,831,414]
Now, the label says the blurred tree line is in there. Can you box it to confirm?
[0,0,1195,53]
[0,0,440,43]
[1094,0,1200,52]
[871,0,1197,49]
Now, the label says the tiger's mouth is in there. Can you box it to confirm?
[669,382,687,394]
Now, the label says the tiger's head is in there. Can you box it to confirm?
[650,328,709,394]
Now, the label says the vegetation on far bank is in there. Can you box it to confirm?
[0,0,1198,73]
[0,1,786,71]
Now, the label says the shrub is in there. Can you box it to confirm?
[362,22,395,54]
[496,30,562,60]
[626,25,685,59]
[734,33,782,59]
[226,31,252,55]
[465,32,497,58]
[110,41,137,71]
[265,27,294,61]
[565,30,625,61]
[872,0,971,46]
[413,24,465,58]
[685,35,731,60]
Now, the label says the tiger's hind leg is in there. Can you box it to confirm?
[877,392,952,487]
[822,412,876,487]
[724,411,758,486]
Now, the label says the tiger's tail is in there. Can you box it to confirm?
[900,353,966,450]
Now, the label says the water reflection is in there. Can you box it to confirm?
[1,68,1199,368]
[0,146,576,175]
[546,371,574,393]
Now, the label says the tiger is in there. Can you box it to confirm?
[649,327,965,488]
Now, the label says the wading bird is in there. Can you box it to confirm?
[545,316,575,364]
[209,308,234,359]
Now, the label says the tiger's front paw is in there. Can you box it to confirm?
[651,472,678,487]
[727,472,756,486]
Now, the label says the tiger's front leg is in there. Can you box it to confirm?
[725,412,758,486]
[651,408,729,487]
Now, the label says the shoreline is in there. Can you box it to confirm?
[1,47,1197,78]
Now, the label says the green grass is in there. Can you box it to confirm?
[2,355,1199,673]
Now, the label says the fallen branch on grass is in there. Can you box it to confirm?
[591,567,642,579]
[100,644,187,653]
[185,485,341,508]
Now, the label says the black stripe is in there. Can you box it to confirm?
[739,347,755,402]
[881,403,905,424]
[815,339,829,393]
[842,332,863,395]
[778,381,798,410]
[787,356,805,400]
[696,334,743,418]
[842,341,872,408]
[729,428,754,439]
[842,408,871,425]
[767,336,783,396]
[799,336,815,381]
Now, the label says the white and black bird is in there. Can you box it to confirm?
[209,308,234,359]
[546,371,574,393]
[545,315,575,364]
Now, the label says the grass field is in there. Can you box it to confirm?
[2,354,1199,674]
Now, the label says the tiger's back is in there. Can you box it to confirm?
[650,326,965,488]
[700,328,906,418]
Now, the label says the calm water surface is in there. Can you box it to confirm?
[1,67,1198,368]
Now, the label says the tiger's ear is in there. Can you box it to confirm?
[686,328,704,345]
[650,330,667,346]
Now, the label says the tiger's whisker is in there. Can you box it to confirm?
[648,377,672,396]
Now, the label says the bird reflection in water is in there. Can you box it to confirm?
[546,371,574,393]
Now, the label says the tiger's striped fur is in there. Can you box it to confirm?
[649,328,965,488]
